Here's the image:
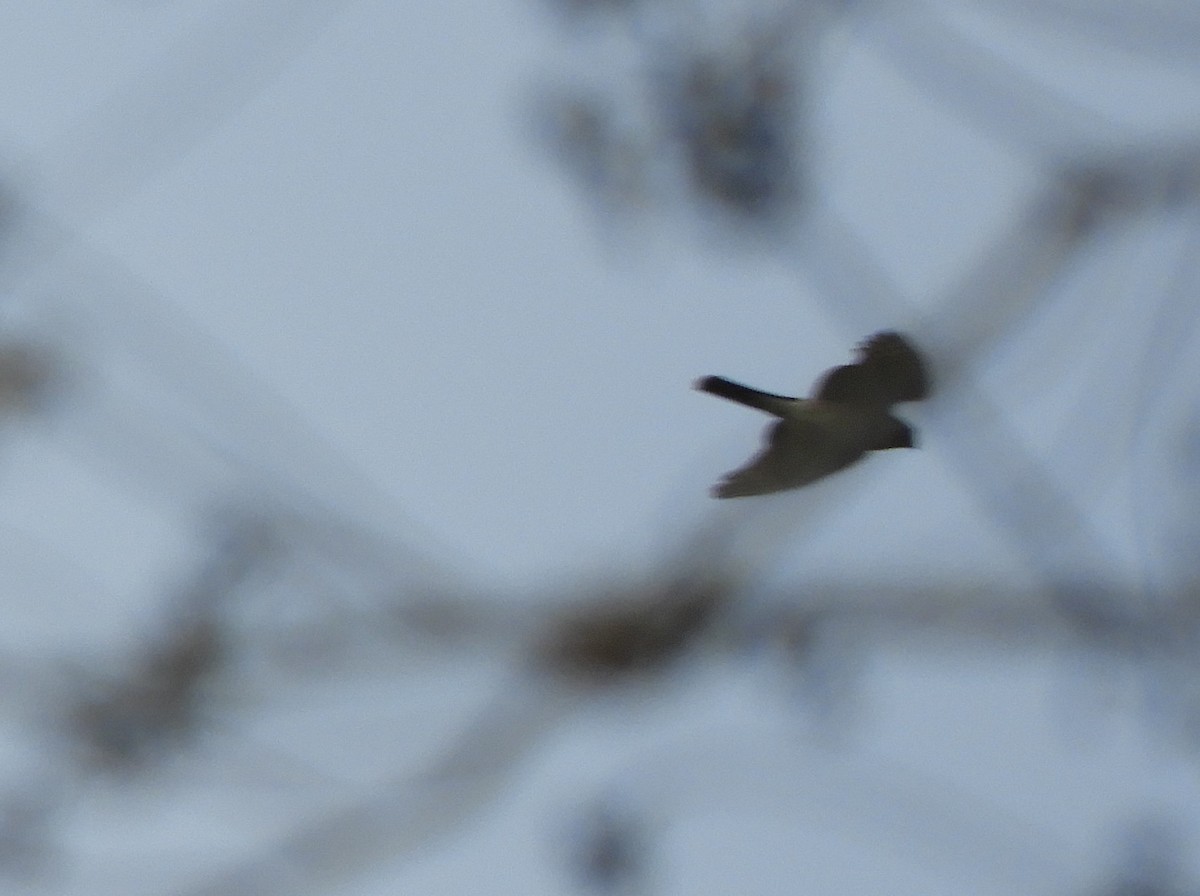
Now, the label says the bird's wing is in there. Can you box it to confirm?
[711,416,864,498]
[694,375,797,416]
[813,331,929,407]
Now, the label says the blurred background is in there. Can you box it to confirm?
[0,1,1199,893]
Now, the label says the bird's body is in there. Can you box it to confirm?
[695,331,928,498]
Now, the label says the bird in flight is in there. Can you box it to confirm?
[695,331,929,498]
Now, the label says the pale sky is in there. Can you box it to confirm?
[0,2,1198,894]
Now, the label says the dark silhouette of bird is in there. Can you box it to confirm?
[695,331,929,498]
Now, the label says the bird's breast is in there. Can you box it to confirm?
[792,402,898,448]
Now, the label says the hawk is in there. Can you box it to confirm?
[695,331,929,498]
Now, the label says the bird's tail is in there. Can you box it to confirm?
[693,376,796,416]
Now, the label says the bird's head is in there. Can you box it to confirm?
[873,415,915,450]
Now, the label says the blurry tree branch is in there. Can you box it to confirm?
[0,1,1198,894]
